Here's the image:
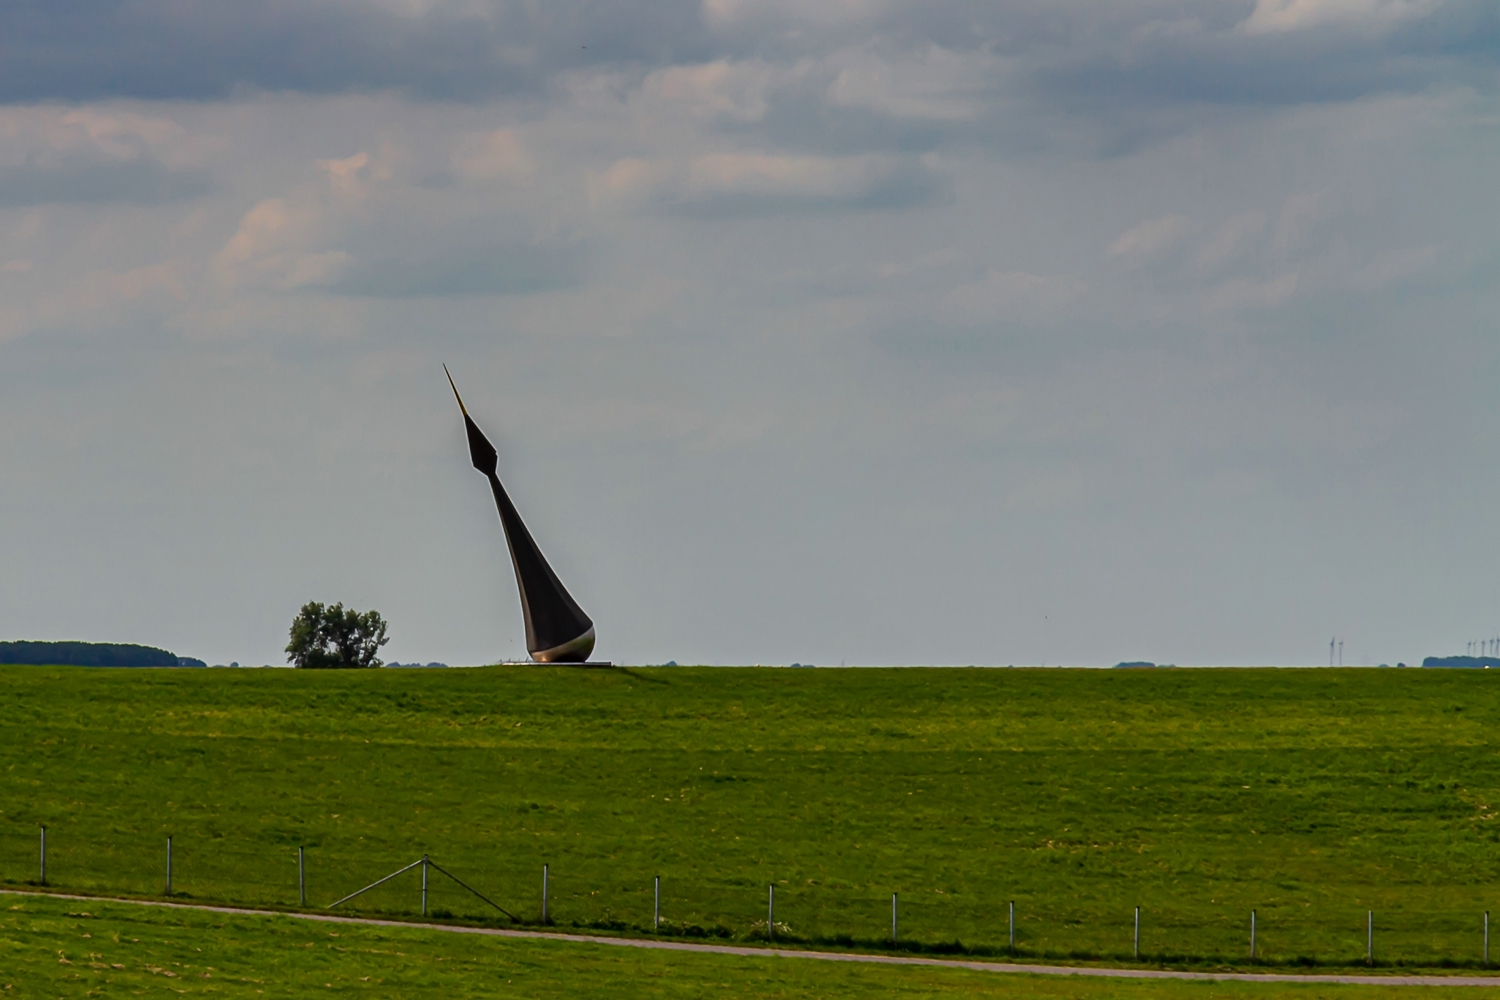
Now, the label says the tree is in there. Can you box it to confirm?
[286,602,389,669]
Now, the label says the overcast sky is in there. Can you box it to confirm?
[0,0,1496,667]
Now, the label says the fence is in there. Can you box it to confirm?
[2,823,1494,968]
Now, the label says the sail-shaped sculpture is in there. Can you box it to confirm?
[446,367,596,663]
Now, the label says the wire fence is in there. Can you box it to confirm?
[1,823,1494,969]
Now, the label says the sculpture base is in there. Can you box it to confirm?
[529,625,597,664]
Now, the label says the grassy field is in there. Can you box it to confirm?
[4,893,1497,999]
[1,664,1498,969]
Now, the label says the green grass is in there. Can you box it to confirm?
[1,665,1498,970]
[3,893,1496,998]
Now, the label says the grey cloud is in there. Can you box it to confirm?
[645,4,1499,163]
[1006,1,1497,136]
[1032,21,1495,115]
[0,159,211,206]
[871,320,1059,368]
[770,251,980,300]
[669,161,953,217]
[0,1,1492,118]
[0,0,713,103]
[333,242,585,298]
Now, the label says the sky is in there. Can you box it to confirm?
[0,0,1497,667]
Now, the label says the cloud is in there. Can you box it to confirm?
[939,269,1085,325]
[0,1,1488,151]
[825,45,996,122]
[1272,192,1329,255]
[1005,2,1498,149]
[215,197,350,291]
[639,61,783,123]
[589,157,672,206]
[1238,0,1441,35]
[316,151,382,201]
[0,0,716,103]
[211,139,580,300]
[451,129,534,181]
[1107,214,1197,266]
[0,159,211,206]
[0,107,212,205]
[211,130,547,300]
[1202,270,1301,311]
[592,151,951,214]
[333,240,585,297]
[1345,243,1441,291]
[700,0,892,32]
[687,151,908,201]
[1197,211,1267,271]
[111,261,188,302]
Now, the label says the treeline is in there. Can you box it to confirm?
[0,641,185,667]
[1422,655,1500,668]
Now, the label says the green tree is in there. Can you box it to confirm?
[285,601,389,669]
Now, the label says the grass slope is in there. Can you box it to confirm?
[3,893,1495,999]
[1,665,1497,968]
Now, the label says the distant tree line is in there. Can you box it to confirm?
[1422,655,1499,668]
[0,641,182,667]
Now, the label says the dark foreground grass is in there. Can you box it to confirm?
[3,893,1495,999]
[1,665,1498,969]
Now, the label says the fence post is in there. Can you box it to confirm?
[421,855,429,917]
[1250,909,1256,960]
[768,884,775,941]
[166,836,173,896]
[38,826,46,885]
[298,846,306,907]
[1367,910,1373,964]
[654,875,660,931]
[1133,906,1140,960]
[542,864,549,924]
[892,892,898,945]
[1486,911,1490,967]
[1009,900,1015,953]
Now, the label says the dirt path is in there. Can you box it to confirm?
[5,888,1497,987]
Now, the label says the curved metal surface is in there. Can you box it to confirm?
[530,625,596,664]
[446,367,596,663]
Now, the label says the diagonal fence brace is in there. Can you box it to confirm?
[425,858,519,922]
[325,855,519,922]
[327,857,427,910]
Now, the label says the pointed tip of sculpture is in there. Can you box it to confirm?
[443,364,469,417]
[445,365,498,476]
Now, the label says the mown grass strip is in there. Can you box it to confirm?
[7,892,1500,998]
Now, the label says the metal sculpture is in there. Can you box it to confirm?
[446,367,596,663]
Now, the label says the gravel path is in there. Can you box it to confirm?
[6,888,1498,987]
